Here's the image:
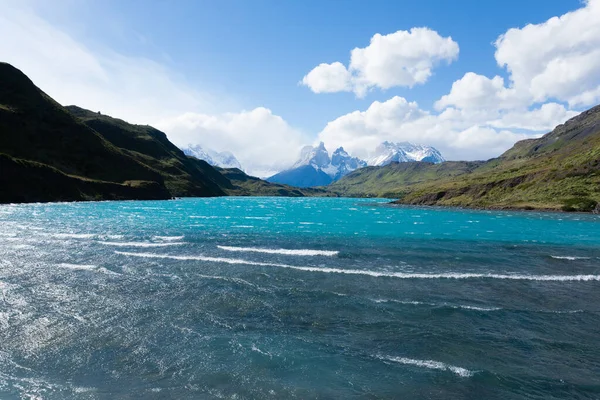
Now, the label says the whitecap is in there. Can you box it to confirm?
[372,299,500,311]
[251,344,273,358]
[551,256,591,260]
[378,355,474,377]
[52,233,95,239]
[152,235,184,241]
[98,241,185,247]
[217,245,339,257]
[113,252,600,281]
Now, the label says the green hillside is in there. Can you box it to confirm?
[329,161,482,198]
[65,106,227,197]
[394,105,600,211]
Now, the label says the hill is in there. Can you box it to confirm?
[329,161,482,198]
[0,62,227,202]
[393,105,600,212]
[65,106,227,197]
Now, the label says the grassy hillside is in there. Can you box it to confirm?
[66,106,226,197]
[329,161,482,198]
[0,63,161,186]
[394,105,600,211]
[0,153,170,203]
[0,62,229,202]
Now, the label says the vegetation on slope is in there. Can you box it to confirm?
[0,153,170,203]
[395,105,600,211]
[66,106,226,197]
[328,161,482,198]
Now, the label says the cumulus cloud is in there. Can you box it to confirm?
[301,62,352,93]
[438,0,600,112]
[156,108,308,178]
[318,96,532,161]
[495,0,600,107]
[302,28,459,97]
[434,73,522,111]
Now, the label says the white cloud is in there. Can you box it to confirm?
[300,62,352,93]
[302,28,459,97]
[488,103,579,131]
[438,0,600,113]
[156,108,308,178]
[319,96,549,161]
[434,73,522,111]
[494,0,600,107]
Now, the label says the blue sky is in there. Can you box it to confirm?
[2,0,598,176]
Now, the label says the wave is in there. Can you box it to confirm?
[113,252,600,281]
[377,355,474,377]
[152,235,184,241]
[52,233,95,239]
[372,299,500,311]
[217,245,339,257]
[99,241,185,247]
[551,256,591,260]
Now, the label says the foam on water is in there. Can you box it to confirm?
[551,255,591,260]
[115,252,600,281]
[372,299,501,311]
[98,241,186,247]
[52,233,95,239]
[378,355,474,377]
[152,236,184,241]
[217,245,339,257]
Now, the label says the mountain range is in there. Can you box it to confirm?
[183,145,243,170]
[267,141,444,187]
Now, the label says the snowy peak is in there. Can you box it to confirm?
[331,147,367,179]
[293,142,330,170]
[292,143,366,180]
[367,142,444,166]
[268,143,367,187]
[183,145,243,170]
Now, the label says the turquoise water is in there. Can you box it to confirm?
[1,197,600,399]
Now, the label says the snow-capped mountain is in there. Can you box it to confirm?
[331,146,367,180]
[183,145,243,170]
[367,141,445,166]
[267,142,366,187]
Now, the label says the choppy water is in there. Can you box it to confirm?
[1,197,600,399]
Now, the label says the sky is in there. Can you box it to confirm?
[2,0,599,177]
